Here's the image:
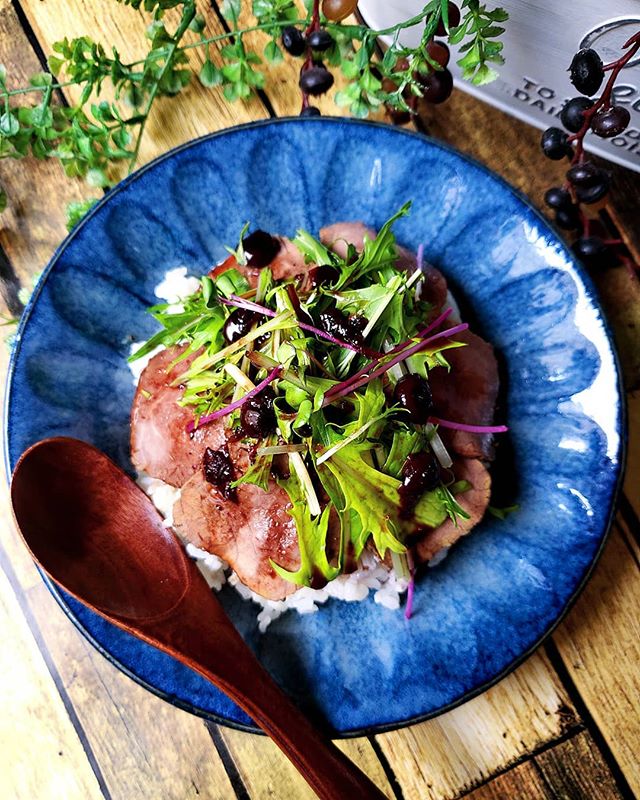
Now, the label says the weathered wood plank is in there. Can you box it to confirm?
[534,730,624,800]
[25,579,236,800]
[552,525,640,797]
[608,163,640,264]
[374,651,578,800]
[0,557,104,800]
[18,0,267,170]
[218,726,394,799]
[462,760,552,800]
[623,391,640,522]
[0,0,91,296]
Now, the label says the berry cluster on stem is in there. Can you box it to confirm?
[541,31,640,274]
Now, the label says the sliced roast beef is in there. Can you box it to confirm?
[173,471,301,600]
[131,345,228,487]
[319,221,448,311]
[429,329,500,460]
[414,458,491,563]
[132,345,302,598]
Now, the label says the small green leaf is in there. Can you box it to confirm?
[65,197,99,230]
[111,126,132,149]
[0,187,7,213]
[470,63,499,85]
[31,103,53,130]
[199,59,221,87]
[221,0,241,23]
[457,43,481,69]
[221,61,242,83]
[488,8,509,21]
[0,64,6,87]
[29,72,53,87]
[439,0,450,31]
[47,55,65,76]
[264,40,283,64]
[189,13,206,33]
[86,167,110,187]
[0,113,19,137]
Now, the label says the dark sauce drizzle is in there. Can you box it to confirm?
[203,446,237,501]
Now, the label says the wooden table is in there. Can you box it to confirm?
[1,2,639,798]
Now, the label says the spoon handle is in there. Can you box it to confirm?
[192,640,388,800]
[153,588,389,800]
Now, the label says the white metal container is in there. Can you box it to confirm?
[358,0,640,172]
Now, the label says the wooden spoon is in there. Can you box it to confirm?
[11,437,388,800]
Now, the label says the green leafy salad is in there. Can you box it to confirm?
[130,203,504,596]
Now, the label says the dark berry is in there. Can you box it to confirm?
[322,0,358,22]
[426,39,450,68]
[569,49,604,96]
[393,374,434,425]
[566,162,601,186]
[575,181,609,204]
[541,127,572,160]
[399,451,441,517]
[387,106,412,125]
[299,64,334,96]
[555,207,581,231]
[560,96,595,132]
[307,29,334,52]
[240,387,276,438]
[381,76,398,93]
[435,2,461,35]
[300,105,321,117]
[308,264,339,288]
[223,308,261,344]
[203,447,237,501]
[242,230,281,268]
[591,106,631,138]
[281,26,306,56]
[417,67,453,104]
[544,186,572,210]
[572,236,609,267]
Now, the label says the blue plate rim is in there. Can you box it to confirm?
[3,116,627,736]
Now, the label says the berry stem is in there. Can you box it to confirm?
[300,0,322,112]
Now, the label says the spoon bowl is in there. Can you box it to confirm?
[11,437,190,620]
[11,437,387,800]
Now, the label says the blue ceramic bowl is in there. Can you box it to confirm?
[4,118,624,735]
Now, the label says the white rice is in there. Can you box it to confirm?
[130,267,447,631]
[138,467,412,632]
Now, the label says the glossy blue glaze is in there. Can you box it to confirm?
[5,119,624,735]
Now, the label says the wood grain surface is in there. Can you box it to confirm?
[1,2,639,799]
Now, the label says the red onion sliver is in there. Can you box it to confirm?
[404,551,415,621]
[324,322,469,404]
[186,365,282,433]
[413,306,454,343]
[324,307,454,400]
[429,416,508,434]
